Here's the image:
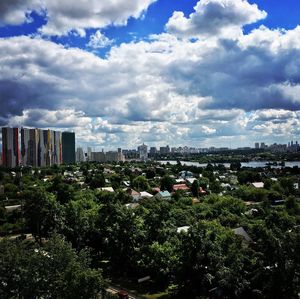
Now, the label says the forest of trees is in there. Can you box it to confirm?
[0,161,299,298]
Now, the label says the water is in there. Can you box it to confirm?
[158,160,300,168]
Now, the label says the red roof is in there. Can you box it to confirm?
[152,187,161,193]
[199,187,206,194]
[173,184,190,191]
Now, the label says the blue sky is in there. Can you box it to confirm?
[0,0,300,149]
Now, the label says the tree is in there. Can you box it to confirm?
[64,196,100,249]
[146,168,156,179]
[191,180,199,197]
[160,175,174,192]
[133,175,150,191]
[230,161,241,171]
[23,188,64,243]
[0,235,105,299]
[110,174,122,190]
[210,180,222,194]
[56,183,75,204]
[176,221,248,298]
[198,177,210,190]
[90,173,105,189]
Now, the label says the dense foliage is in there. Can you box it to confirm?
[0,160,299,298]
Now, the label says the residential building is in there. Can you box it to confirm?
[159,145,170,155]
[138,143,148,160]
[155,190,171,200]
[62,132,75,164]
[149,147,157,157]
[87,147,92,161]
[91,151,106,162]
[76,147,85,162]
[21,128,62,167]
[2,127,20,168]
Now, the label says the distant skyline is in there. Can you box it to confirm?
[1,0,300,149]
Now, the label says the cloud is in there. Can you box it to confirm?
[0,0,156,36]
[0,0,300,148]
[8,108,91,128]
[0,0,41,26]
[166,0,266,39]
[87,30,114,49]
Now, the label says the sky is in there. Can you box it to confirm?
[0,0,300,150]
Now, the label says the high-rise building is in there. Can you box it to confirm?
[62,132,75,164]
[2,127,20,168]
[159,145,170,155]
[138,143,148,160]
[255,142,259,149]
[87,147,92,161]
[21,128,62,167]
[76,147,85,162]
[149,147,157,157]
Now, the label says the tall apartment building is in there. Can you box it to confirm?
[159,145,170,155]
[149,147,157,157]
[138,143,148,160]
[76,147,85,162]
[87,147,92,161]
[20,128,62,167]
[2,127,72,168]
[62,132,75,164]
[2,127,20,168]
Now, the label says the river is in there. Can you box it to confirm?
[158,160,300,168]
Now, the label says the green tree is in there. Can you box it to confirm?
[0,235,105,299]
[133,175,150,191]
[23,188,64,243]
[176,221,248,298]
[160,175,174,192]
[64,196,100,249]
[230,161,241,171]
[90,173,106,189]
[191,180,199,197]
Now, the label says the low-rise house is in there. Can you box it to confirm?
[5,205,21,212]
[192,197,200,204]
[199,187,206,195]
[233,227,253,243]
[175,178,185,184]
[140,191,153,198]
[152,187,161,194]
[155,190,171,200]
[179,170,193,179]
[177,226,190,233]
[251,182,264,188]
[186,177,197,184]
[173,184,190,192]
[125,188,141,201]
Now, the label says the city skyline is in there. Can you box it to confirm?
[1,0,300,149]
[1,127,75,167]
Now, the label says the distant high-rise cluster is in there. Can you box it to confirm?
[2,128,20,168]
[1,127,75,168]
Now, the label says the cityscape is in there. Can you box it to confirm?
[0,0,300,298]
[1,126,300,167]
